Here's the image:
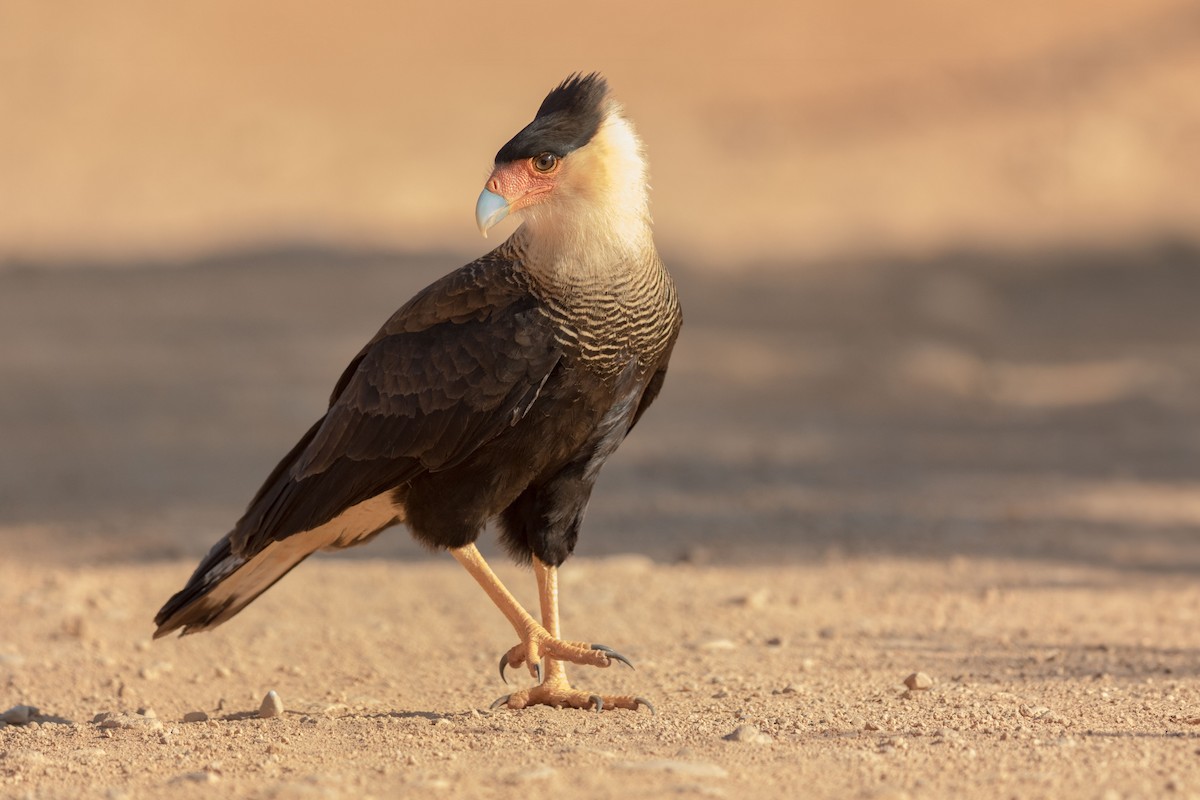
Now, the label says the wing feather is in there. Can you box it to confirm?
[229,260,561,556]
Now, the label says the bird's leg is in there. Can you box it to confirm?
[450,543,545,647]
[449,544,649,712]
[450,544,615,674]
[533,555,568,684]
[499,557,649,711]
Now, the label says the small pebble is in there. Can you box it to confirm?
[171,771,219,784]
[138,662,172,680]
[733,589,770,609]
[904,672,933,690]
[259,690,284,719]
[723,723,773,744]
[97,712,163,731]
[2,705,37,725]
[678,546,713,565]
[183,711,209,723]
[699,639,737,651]
[411,777,452,790]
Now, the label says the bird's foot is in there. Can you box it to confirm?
[491,675,653,713]
[499,628,632,683]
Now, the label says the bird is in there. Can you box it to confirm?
[154,73,682,713]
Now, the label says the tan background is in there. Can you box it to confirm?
[3,2,1200,799]
[3,0,1199,266]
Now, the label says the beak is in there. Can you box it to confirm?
[475,187,510,238]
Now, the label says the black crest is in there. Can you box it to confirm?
[495,72,610,164]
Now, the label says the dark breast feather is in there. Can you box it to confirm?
[228,260,562,557]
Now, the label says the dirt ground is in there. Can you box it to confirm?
[3,245,1200,799]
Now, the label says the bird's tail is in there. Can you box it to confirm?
[152,534,312,638]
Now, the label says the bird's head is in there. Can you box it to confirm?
[475,73,650,253]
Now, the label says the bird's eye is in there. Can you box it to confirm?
[532,153,558,173]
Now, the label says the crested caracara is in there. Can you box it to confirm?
[154,73,681,713]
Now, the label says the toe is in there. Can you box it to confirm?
[590,644,635,669]
[487,681,652,713]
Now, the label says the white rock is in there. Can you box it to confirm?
[2,705,37,725]
[259,690,284,719]
[723,724,774,744]
[904,672,933,690]
[698,639,737,651]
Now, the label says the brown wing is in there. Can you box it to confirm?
[229,261,561,556]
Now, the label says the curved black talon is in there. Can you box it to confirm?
[591,644,634,669]
[499,652,511,684]
[490,695,512,711]
[635,696,656,716]
[497,651,542,684]
[589,694,604,713]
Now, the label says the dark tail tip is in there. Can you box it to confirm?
[153,536,242,638]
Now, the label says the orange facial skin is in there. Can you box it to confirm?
[486,156,561,213]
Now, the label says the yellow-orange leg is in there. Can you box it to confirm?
[450,544,652,713]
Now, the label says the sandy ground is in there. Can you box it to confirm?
[6,556,1200,800]
[3,245,1200,798]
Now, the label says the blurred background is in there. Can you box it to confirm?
[2,0,1199,570]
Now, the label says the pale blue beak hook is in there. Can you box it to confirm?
[475,188,510,237]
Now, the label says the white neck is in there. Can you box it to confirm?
[515,105,655,285]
